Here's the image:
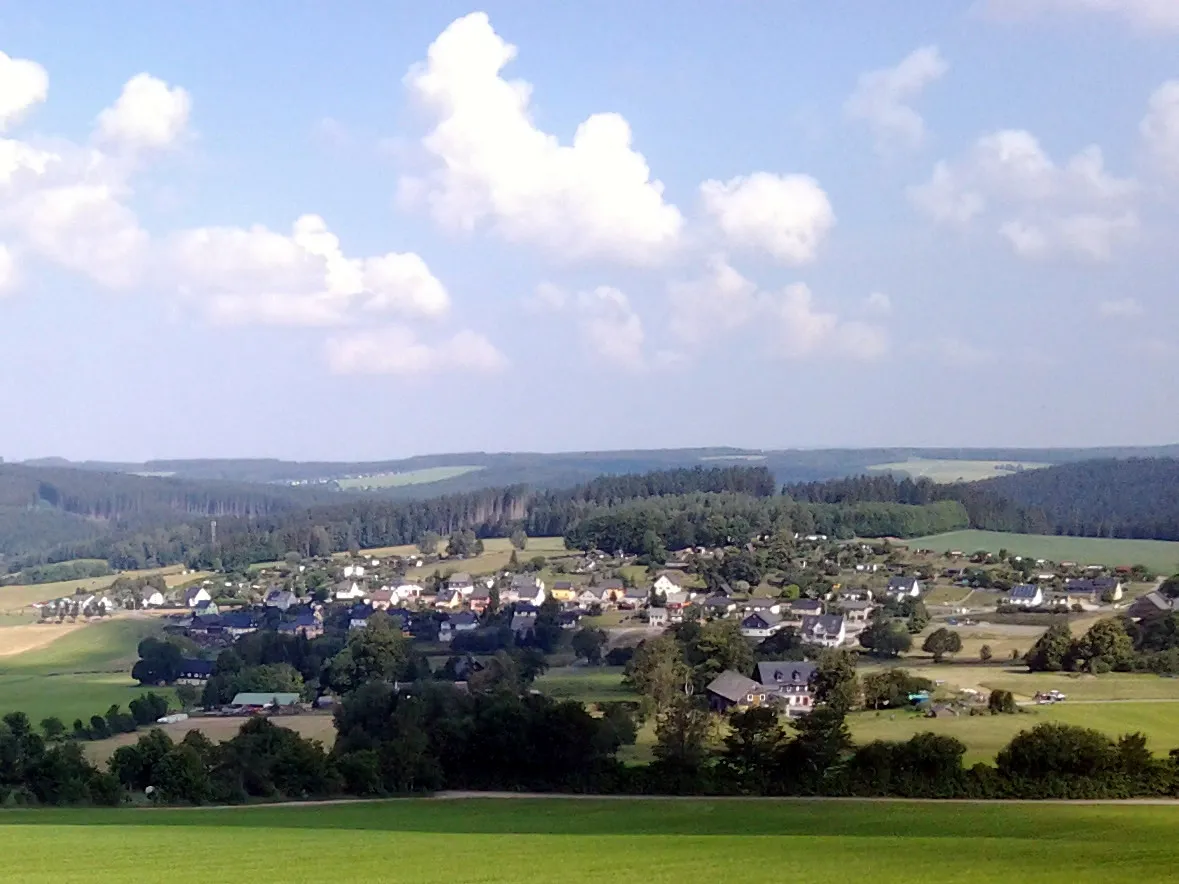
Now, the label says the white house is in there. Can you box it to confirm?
[343,564,366,578]
[799,614,846,648]
[393,582,423,601]
[647,607,669,628]
[335,580,366,601]
[1006,584,1044,608]
[740,611,782,639]
[507,575,546,606]
[140,589,165,608]
[652,574,684,596]
[885,577,923,599]
[447,572,475,596]
[183,586,212,608]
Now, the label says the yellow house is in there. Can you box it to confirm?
[550,580,578,603]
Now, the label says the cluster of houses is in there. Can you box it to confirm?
[1002,577,1125,610]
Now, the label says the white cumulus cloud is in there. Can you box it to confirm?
[165,214,450,327]
[667,254,760,345]
[401,12,683,264]
[700,172,835,265]
[911,129,1138,260]
[325,326,506,376]
[665,257,887,359]
[980,0,1179,31]
[865,292,893,315]
[771,283,888,360]
[96,73,191,151]
[576,286,647,369]
[0,51,48,131]
[1142,80,1179,179]
[845,46,948,151]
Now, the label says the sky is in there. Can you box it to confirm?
[0,0,1177,462]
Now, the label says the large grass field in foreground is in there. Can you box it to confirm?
[0,617,174,723]
[2,798,1177,882]
[902,530,1179,573]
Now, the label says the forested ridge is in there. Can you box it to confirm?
[8,458,1179,572]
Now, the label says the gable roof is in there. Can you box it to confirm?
[801,614,845,635]
[755,661,817,688]
[1133,591,1179,613]
[183,585,208,602]
[448,572,473,584]
[790,599,824,613]
[706,670,761,703]
[1008,584,1040,599]
[1065,577,1120,593]
[451,611,478,626]
[220,612,257,629]
[886,576,920,590]
[598,578,624,590]
[741,611,781,628]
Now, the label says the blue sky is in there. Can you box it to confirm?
[0,1,1176,461]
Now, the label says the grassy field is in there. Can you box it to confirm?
[335,465,484,490]
[849,701,1179,764]
[0,616,174,723]
[868,458,1049,483]
[403,537,572,580]
[2,799,1178,882]
[861,660,1179,701]
[903,530,1179,573]
[535,666,638,703]
[84,713,337,764]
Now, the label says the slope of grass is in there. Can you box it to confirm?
[2,799,1179,883]
[0,617,173,723]
[903,530,1179,573]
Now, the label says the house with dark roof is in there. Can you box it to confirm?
[705,670,765,712]
[220,611,259,637]
[176,659,214,686]
[450,611,479,633]
[703,595,738,616]
[264,588,297,611]
[755,661,817,716]
[193,599,219,617]
[740,611,782,639]
[885,577,923,599]
[1065,577,1123,601]
[447,572,475,595]
[596,578,625,602]
[278,613,322,639]
[800,614,846,648]
[348,604,372,631]
[1006,584,1044,608]
[510,611,538,638]
[1129,591,1179,620]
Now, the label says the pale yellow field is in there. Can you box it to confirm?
[0,621,89,658]
[83,713,338,764]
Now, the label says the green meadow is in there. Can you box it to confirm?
[2,798,1177,883]
[0,618,174,724]
[902,530,1179,573]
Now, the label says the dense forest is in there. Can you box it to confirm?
[977,458,1179,540]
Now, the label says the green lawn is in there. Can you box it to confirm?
[534,666,637,703]
[867,459,1049,483]
[335,465,485,490]
[903,530,1179,574]
[850,701,1179,765]
[0,618,174,724]
[3,799,1179,882]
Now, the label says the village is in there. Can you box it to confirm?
[25,533,1169,722]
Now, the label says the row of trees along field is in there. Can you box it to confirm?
[9,635,1179,804]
